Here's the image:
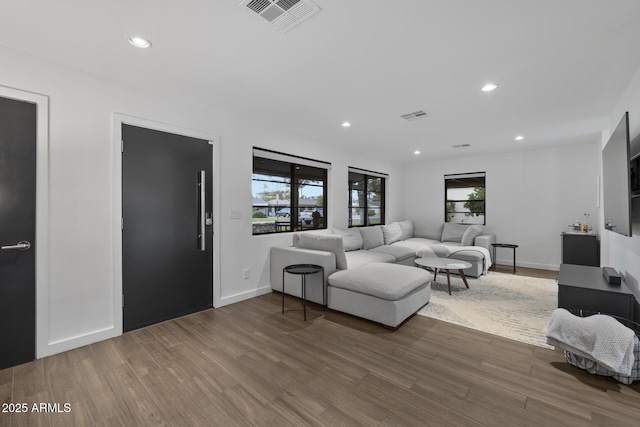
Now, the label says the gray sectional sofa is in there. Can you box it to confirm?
[270,220,495,326]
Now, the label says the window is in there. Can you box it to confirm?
[444,172,486,224]
[348,168,386,227]
[252,148,328,235]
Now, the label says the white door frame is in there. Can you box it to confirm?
[112,113,221,335]
[0,85,50,359]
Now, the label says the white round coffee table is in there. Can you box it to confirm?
[414,257,472,295]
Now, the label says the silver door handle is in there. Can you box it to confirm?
[1,241,31,251]
[199,170,205,252]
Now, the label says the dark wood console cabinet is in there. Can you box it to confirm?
[561,233,599,266]
[557,264,635,322]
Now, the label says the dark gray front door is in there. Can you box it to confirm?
[0,96,37,370]
[122,124,213,331]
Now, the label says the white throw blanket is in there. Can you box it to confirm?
[417,244,492,274]
[546,308,636,376]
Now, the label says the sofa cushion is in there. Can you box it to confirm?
[360,226,384,250]
[392,238,441,252]
[345,250,395,269]
[298,234,348,270]
[381,222,403,245]
[332,228,363,251]
[440,223,469,243]
[438,245,485,262]
[370,244,416,262]
[292,229,332,247]
[398,220,414,240]
[328,263,430,301]
[461,225,484,246]
[413,221,444,240]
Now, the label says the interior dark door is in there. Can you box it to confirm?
[0,96,37,370]
[122,124,213,331]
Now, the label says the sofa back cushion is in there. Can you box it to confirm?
[398,220,414,240]
[332,228,363,251]
[381,222,403,245]
[441,223,470,243]
[461,225,484,246]
[359,226,385,250]
[292,229,332,247]
[413,221,444,240]
[298,233,348,270]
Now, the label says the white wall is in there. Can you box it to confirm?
[601,63,640,309]
[0,45,405,357]
[404,143,600,270]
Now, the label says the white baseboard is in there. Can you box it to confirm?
[39,327,119,359]
[218,285,272,307]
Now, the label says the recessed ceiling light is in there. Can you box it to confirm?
[515,135,524,141]
[481,83,497,92]
[414,150,421,155]
[341,122,351,128]
[128,36,152,48]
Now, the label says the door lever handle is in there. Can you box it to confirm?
[1,241,31,251]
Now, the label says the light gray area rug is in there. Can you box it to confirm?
[417,271,557,348]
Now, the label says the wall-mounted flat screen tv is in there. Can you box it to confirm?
[602,112,632,236]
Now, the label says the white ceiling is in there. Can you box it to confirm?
[2,0,640,163]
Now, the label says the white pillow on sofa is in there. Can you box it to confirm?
[398,220,414,240]
[332,228,363,251]
[413,221,444,240]
[440,223,469,243]
[461,225,484,246]
[381,222,403,245]
[359,226,384,250]
[298,234,348,270]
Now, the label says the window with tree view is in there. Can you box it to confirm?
[349,169,386,227]
[252,149,328,235]
[445,172,486,224]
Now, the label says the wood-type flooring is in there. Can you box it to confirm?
[1,278,639,426]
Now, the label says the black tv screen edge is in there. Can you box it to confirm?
[602,112,633,237]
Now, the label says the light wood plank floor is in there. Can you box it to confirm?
[2,287,639,426]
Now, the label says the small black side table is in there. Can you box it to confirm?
[491,243,518,274]
[282,264,325,321]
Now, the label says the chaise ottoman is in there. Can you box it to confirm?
[327,263,431,328]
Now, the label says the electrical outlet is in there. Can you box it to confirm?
[243,269,250,279]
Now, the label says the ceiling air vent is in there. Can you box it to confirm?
[400,110,431,121]
[240,0,321,32]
